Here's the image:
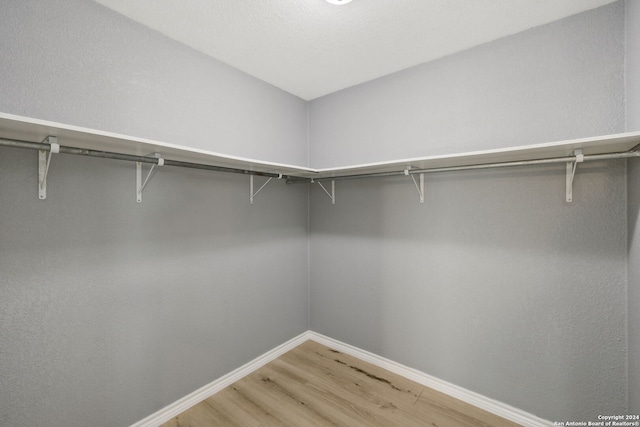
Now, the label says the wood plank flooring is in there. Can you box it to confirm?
[160,340,521,426]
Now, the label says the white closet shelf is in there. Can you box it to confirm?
[1,112,639,182]
[0,113,317,178]
[312,133,640,179]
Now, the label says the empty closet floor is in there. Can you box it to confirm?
[161,340,519,427]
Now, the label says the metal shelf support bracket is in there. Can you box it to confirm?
[406,170,424,204]
[250,174,281,204]
[38,136,59,200]
[566,149,584,203]
[137,153,164,203]
[316,180,336,204]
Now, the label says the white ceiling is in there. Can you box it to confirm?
[94,0,617,100]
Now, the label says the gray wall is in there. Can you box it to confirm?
[309,2,624,169]
[0,1,309,426]
[629,158,640,414]
[0,0,308,166]
[626,0,640,413]
[310,2,628,421]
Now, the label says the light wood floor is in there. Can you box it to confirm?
[161,340,521,427]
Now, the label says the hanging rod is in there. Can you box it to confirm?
[287,149,640,183]
[0,137,289,179]
[3,135,639,184]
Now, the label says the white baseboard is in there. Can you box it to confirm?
[307,331,553,427]
[131,330,552,427]
[129,331,311,427]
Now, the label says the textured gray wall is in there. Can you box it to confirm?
[0,0,308,166]
[628,0,640,133]
[0,1,309,426]
[0,149,309,427]
[310,2,627,421]
[626,0,640,413]
[309,2,624,169]
[629,157,640,414]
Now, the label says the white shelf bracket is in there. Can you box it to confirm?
[406,170,424,204]
[317,180,335,205]
[250,174,281,204]
[136,153,164,203]
[38,136,59,200]
[565,149,584,203]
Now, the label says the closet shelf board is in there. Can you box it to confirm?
[0,113,317,178]
[312,133,640,178]
[1,113,639,180]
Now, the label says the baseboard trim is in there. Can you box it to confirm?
[129,331,311,427]
[131,330,552,427]
[307,331,553,427]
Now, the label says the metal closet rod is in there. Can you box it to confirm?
[0,137,290,179]
[292,149,640,183]
[2,136,639,183]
